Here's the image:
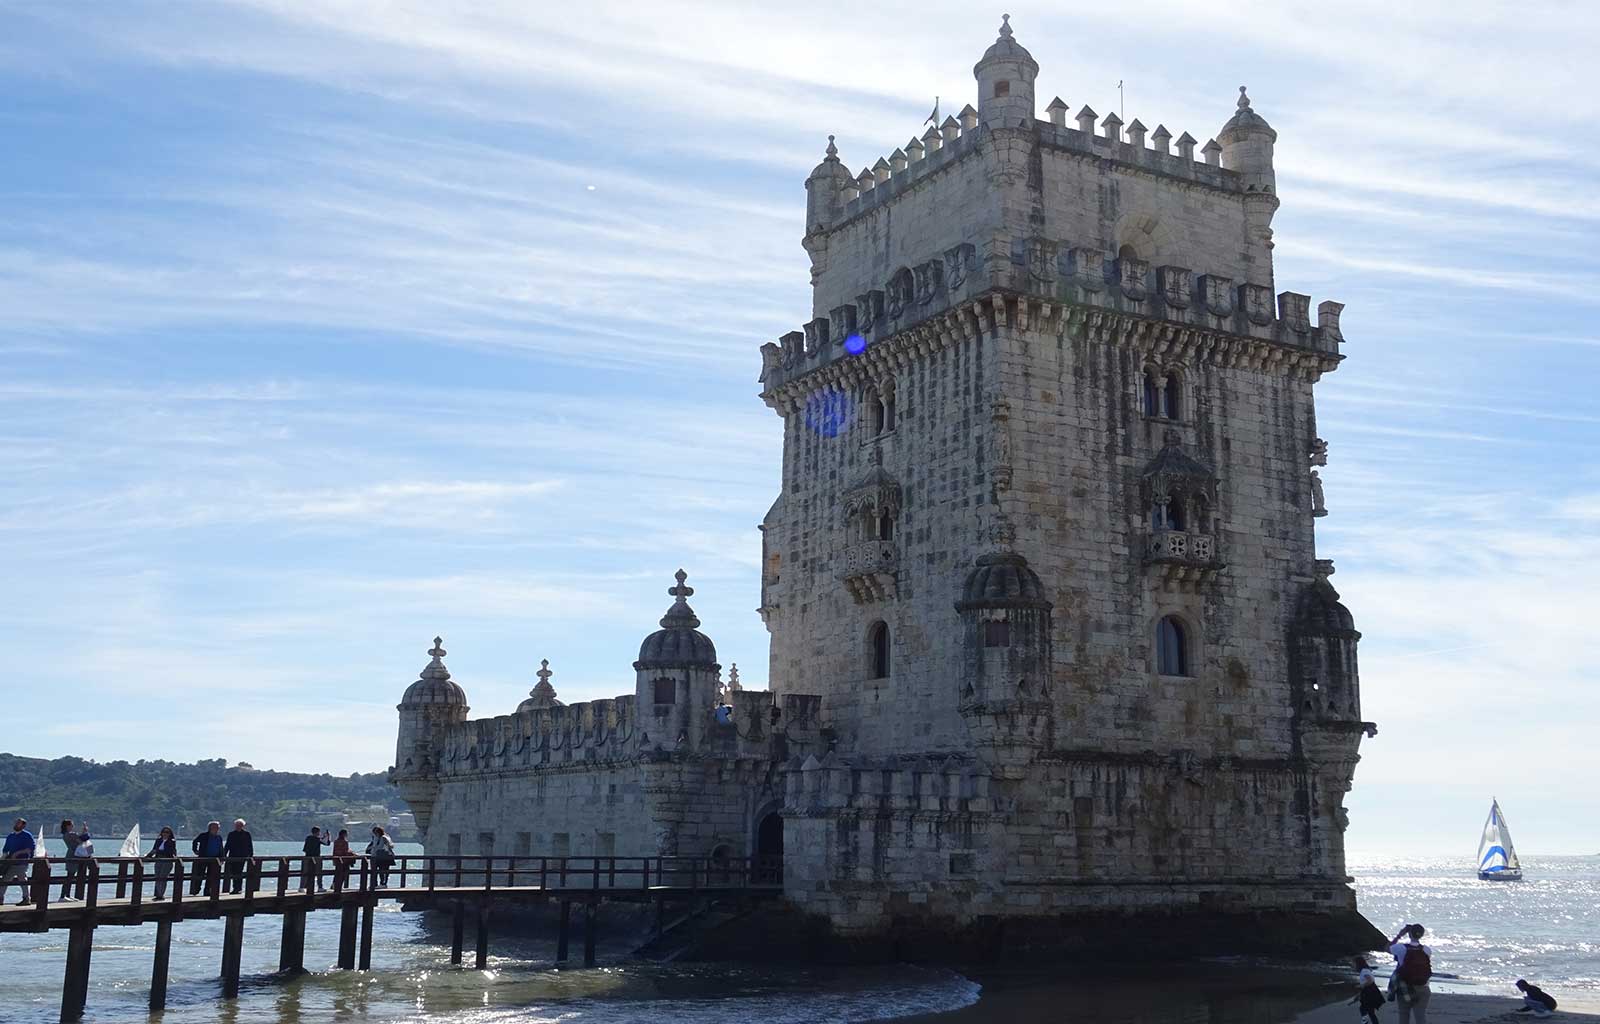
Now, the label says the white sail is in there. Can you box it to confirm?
[119,824,141,859]
[1478,800,1519,875]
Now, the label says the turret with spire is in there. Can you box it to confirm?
[633,569,721,752]
[394,637,469,836]
[1218,85,1280,283]
[973,14,1038,130]
[517,658,562,713]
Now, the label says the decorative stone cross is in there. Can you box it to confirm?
[669,569,694,602]
[429,637,446,660]
[536,659,552,687]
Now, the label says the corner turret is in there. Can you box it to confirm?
[805,135,854,238]
[634,569,722,752]
[1218,86,1280,283]
[973,14,1037,129]
[393,637,468,837]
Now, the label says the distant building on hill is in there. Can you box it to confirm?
[391,18,1377,956]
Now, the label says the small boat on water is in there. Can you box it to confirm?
[1477,799,1522,881]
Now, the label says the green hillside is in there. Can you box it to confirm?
[0,754,411,842]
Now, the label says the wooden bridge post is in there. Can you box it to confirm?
[220,911,245,999]
[474,900,490,969]
[60,921,94,1022]
[583,899,597,968]
[449,901,465,965]
[279,908,307,974]
[337,904,358,970]
[555,900,570,964]
[149,918,173,1011]
[359,900,375,970]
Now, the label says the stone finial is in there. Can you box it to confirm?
[669,568,694,603]
[728,663,742,691]
[1202,138,1222,166]
[429,636,446,662]
[522,657,559,709]
[1127,118,1147,148]
[825,134,838,160]
[959,104,978,131]
[1151,124,1172,155]
[872,157,891,183]
[941,114,960,143]
[889,147,908,173]
[906,136,924,161]
[998,12,1012,39]
[1046,96,1068,127]
[922,124,942,152]
[1237,85,1251,110]
[1101,111,1123,142]
[1075,105,1097,135]
[1176,131,1197,161]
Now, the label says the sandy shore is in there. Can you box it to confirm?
[1291,989,1600,1024]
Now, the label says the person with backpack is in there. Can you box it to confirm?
[1351,957,1385,1024]
[366,826,396,888]
[1515,979,1558,1017]
[1389,923,1434,1024]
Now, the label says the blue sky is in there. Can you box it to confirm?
[4,2,1598,856]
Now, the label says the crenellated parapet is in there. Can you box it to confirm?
[760,261,1347,407]
[432,693,642,777]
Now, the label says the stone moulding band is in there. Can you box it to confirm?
[762,289,1342,415]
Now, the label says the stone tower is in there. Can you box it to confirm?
[392,638,469,836]
[634,570,722,752]
[759,18,1375,946]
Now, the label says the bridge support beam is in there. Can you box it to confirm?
[556,900,571,964]
[337,904,358,970]
[220,912,245,999]
[475,901,490,969]
[279,909,307,973]
[583,899,597,967]
[450,901,465,965]
[359,901,375,970]
[61,922,94,1022]
[150,919,172,1011]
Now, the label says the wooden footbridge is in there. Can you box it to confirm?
[0,854,782,1022]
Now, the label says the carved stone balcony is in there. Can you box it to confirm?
[1144,530,1222,590]
[839,540,898,603]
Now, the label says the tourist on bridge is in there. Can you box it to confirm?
[2,818,35,906]
[190,821,224,896]
[331,828,353,892]
[301,825,331,891]
[59,820,91,900]
[366,826,395,888]
[144,826,178,900]
[223,819,254,894]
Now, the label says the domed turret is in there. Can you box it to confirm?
[805,135,855,236]
[954,537,1055,762]
[517,658,563,713]
[636,569,719,670]
[1290,564,1363,727]
[401,637,469,708]
[958,551,1049,609]
[973,14,1038,130]
[634,570,722,752]
[1218,86,1277,193]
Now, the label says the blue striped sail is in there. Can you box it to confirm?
[1477,799,1522,879]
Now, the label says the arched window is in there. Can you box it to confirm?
[983,620,1011,648]
[883,392,897,432]
[653,677,676,704]
[869,621,891,679]
[877,511,894,541]
[1142,369,1161,417]
[1156,617,1189,676]
[1151,498,1186,531]
[1163,373,1182,420]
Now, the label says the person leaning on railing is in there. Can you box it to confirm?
[144,826,178,900]
[366,826,395,888]
[191,821,224,896]
[331,829,353,892]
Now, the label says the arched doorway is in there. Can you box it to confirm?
[755,811,784,884]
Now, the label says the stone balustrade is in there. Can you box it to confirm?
[1145,529,1218,566]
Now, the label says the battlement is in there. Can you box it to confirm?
[759,244,1345,397]
[782,751,991,817]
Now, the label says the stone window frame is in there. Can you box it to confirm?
[860,380,897,443]
[1154,613,1197,678]
[652,676,677,705]
[1139,364,1186,423]
[982,619,1011,648]
[867,620,892,679]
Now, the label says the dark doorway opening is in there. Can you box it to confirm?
[755,812,784,884]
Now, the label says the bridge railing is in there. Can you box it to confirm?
[10,852,783,918]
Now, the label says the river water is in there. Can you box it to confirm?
[5,847,1597,1022]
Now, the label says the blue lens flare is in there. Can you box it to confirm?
[804,389,853,438]
[843,333,867,355]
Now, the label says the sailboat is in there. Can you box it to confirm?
[1477,799,1522,881]
[119,824,141,859]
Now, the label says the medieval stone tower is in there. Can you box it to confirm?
[394,17,1378,955]
[757,16,1375,942]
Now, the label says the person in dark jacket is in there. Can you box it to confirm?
[191,821,224,896]
[222,819,254,894]
[301,826,330,891]
[59,819,89,900]
[2,818,36,906]
[1515,979,1558,1016]
[145,826,178,899]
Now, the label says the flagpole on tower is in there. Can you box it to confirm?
[1118,80,1124,122]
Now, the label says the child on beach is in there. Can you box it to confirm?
[1352,957,1385,1024]
[1515,979,1558,1017]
